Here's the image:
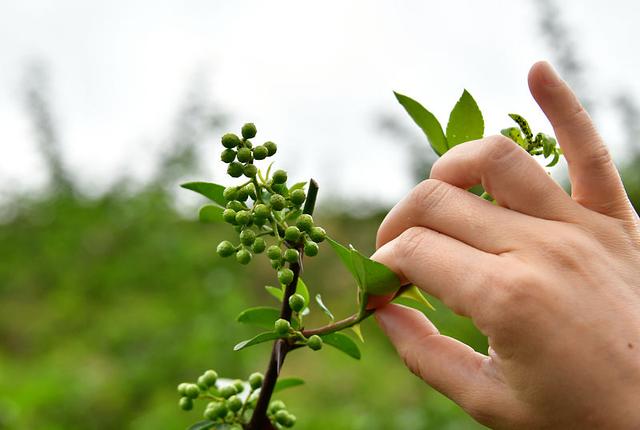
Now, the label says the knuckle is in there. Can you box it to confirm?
[393,226,428,261]
[484,134,521,164]
[409,179,452,214]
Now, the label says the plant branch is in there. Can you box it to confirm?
[302,309,375,337]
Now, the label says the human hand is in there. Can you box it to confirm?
[372,61,640,429]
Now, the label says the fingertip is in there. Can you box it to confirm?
[528,60,562,91]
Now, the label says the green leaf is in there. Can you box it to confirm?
[546,151,560,167]
[348,246,402,295]
[181,182,226,207]
[315,294,334,321]
[350,323,365,343]
[236,307,281,329]
[187,421,216,430]
[394,91,448,156]
[274,377,305,393]
[265,285,284,302]
[289,182,307,191]
[320,332,361,360]
[296,278,310,309]
[326,238,401,295]
[199,205,224,223]
[446,89,484,148]
[234,331,281,351]
[326,237,359,280]
[394,284,435,311]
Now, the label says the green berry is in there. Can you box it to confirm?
[267,245,282,260]
[226,200,244,211]
[240,229,256,246]
[253,145,268,160]
[295,214,313,232]
[278,268,294,285]
[241,123,257,139]
[309,226,326,243]
[243,183,257,198]
[252,238,266,254]
[237,187,249,202]
[274,318,290,335]
[177,383,189,396]
[235,210,252,225]
[220,148,236,163]
[270,194,286,211]
[221,133,241,148]
[179,396,193,411]
[288,294,305,313]
[223,208,237,224]
[205,402,228,420]
[217,241,235,257]
[264,141,277,156]
[243,163,258,178]
[272,169,287,184]
[236,249,252,265]
[253,204,270,219]
[223,187,238,201]
[284,248,299,264]
[201,370,218,387]
[184,384,200,399]
[227,396,243,412]
[284,226,301,243]
[219,385,237,399]
[275,410,295,427]
[227,161,244,177]
[270,259,282,270]
[269,400,286,414]
[304,241,319,257]
[290,189,306,205]
[233,379,245,393]
[237,147,252,163]
[248,372,263,390]
[308,335,323,351]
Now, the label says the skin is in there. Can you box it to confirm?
[371,61,640,429]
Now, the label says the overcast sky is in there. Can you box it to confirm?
[1,0,639,206]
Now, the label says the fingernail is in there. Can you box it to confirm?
[541,61,562,86]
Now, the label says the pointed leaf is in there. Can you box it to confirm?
[315,294,335,321]
[237,307,281,329]
[350,323,365,343]
[394,284,435,311]
[274,377,305,393]
[265,285,284,302]
[199,205,224,223]
[320,332,361,360]
[446,90,484,148]
[326,237,359,281]
[349,246,402,295]
[181,182,226,207]
[546,151,560,167]
[289,182,307,191]
[394,91,448,156]
[234,332,281,351]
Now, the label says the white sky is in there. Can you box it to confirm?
[1,0,639,206]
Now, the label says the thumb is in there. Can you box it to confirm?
[376,304,508,423]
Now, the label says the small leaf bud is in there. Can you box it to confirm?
[216,241,235,258]
[284,248,299,264]
[267,245,282,260]
[284,226,301,243]
[309,226,326,243]
[252,238,266,254]
[253,204,270,219]
[253,145,268,160]
[220,148,236,163]
[295,214,313,232]
[303,240,319,257]
[270,194,286,211]
[308,335,323,351]
[227,395,243,412]
[278,268,294,285]
[179,396,193,411]
[290,189,306,205]
[248,372,264,390]
[227,161,244,178]
[236,249,252,265]
[239,229,256,246]
[219,385,238,399]
[264,141,277,156]
[272,169,288,184]
[243,163,258,178]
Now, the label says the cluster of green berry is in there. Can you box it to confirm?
[215,124,326,275]
[272,293,323,351]
[177,369,295,428]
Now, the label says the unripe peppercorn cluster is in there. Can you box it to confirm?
[214,124,327,279]
[178,369,294,427]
